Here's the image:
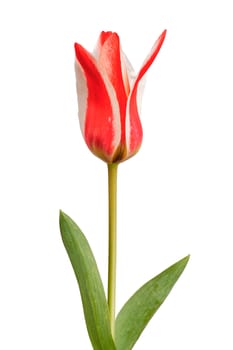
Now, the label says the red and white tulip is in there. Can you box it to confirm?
[74,30,166,163]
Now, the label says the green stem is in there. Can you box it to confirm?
[107,163,118,339]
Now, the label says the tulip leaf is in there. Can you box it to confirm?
[115,255,189,350]
[59,211,116,350]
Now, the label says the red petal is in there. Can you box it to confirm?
[98,33,128,146]
[98,32,130,96]
[126,30,167,158]
[74,43,121,162]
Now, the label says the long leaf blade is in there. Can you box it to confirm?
[115,255,189,350]
[59,211,116,350]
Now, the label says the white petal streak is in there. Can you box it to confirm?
[92,42,100,59]
[125,92,133,156]
[125,73,145,156]
[74,60,88,136]
[136,76,146,115]
[121,51,136,89]
[98,65,121,151]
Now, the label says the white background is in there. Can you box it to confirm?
[0,0,232,349]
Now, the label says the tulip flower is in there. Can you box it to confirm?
[74,30,166,163]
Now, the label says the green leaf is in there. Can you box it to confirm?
[59,211,116,350]
[115,255,190,350]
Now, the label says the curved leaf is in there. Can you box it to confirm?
[59,211,116,350]
[115,255,190,350]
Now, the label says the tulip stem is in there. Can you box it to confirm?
[107,163,118,339]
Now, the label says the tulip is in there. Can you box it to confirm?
[60,30,189,349]
[74,30,166,163]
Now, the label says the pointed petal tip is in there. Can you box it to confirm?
[74,42,92,63]
[74,42,82,59]
[74,42,80,60]
[156,29,167,48]
[74,42,79,50]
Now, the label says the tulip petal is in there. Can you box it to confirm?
[74,43,121,162]
[120,51,135,92]
[97,32,129,98]
[125,30,167,158]
[98,33,128,147]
